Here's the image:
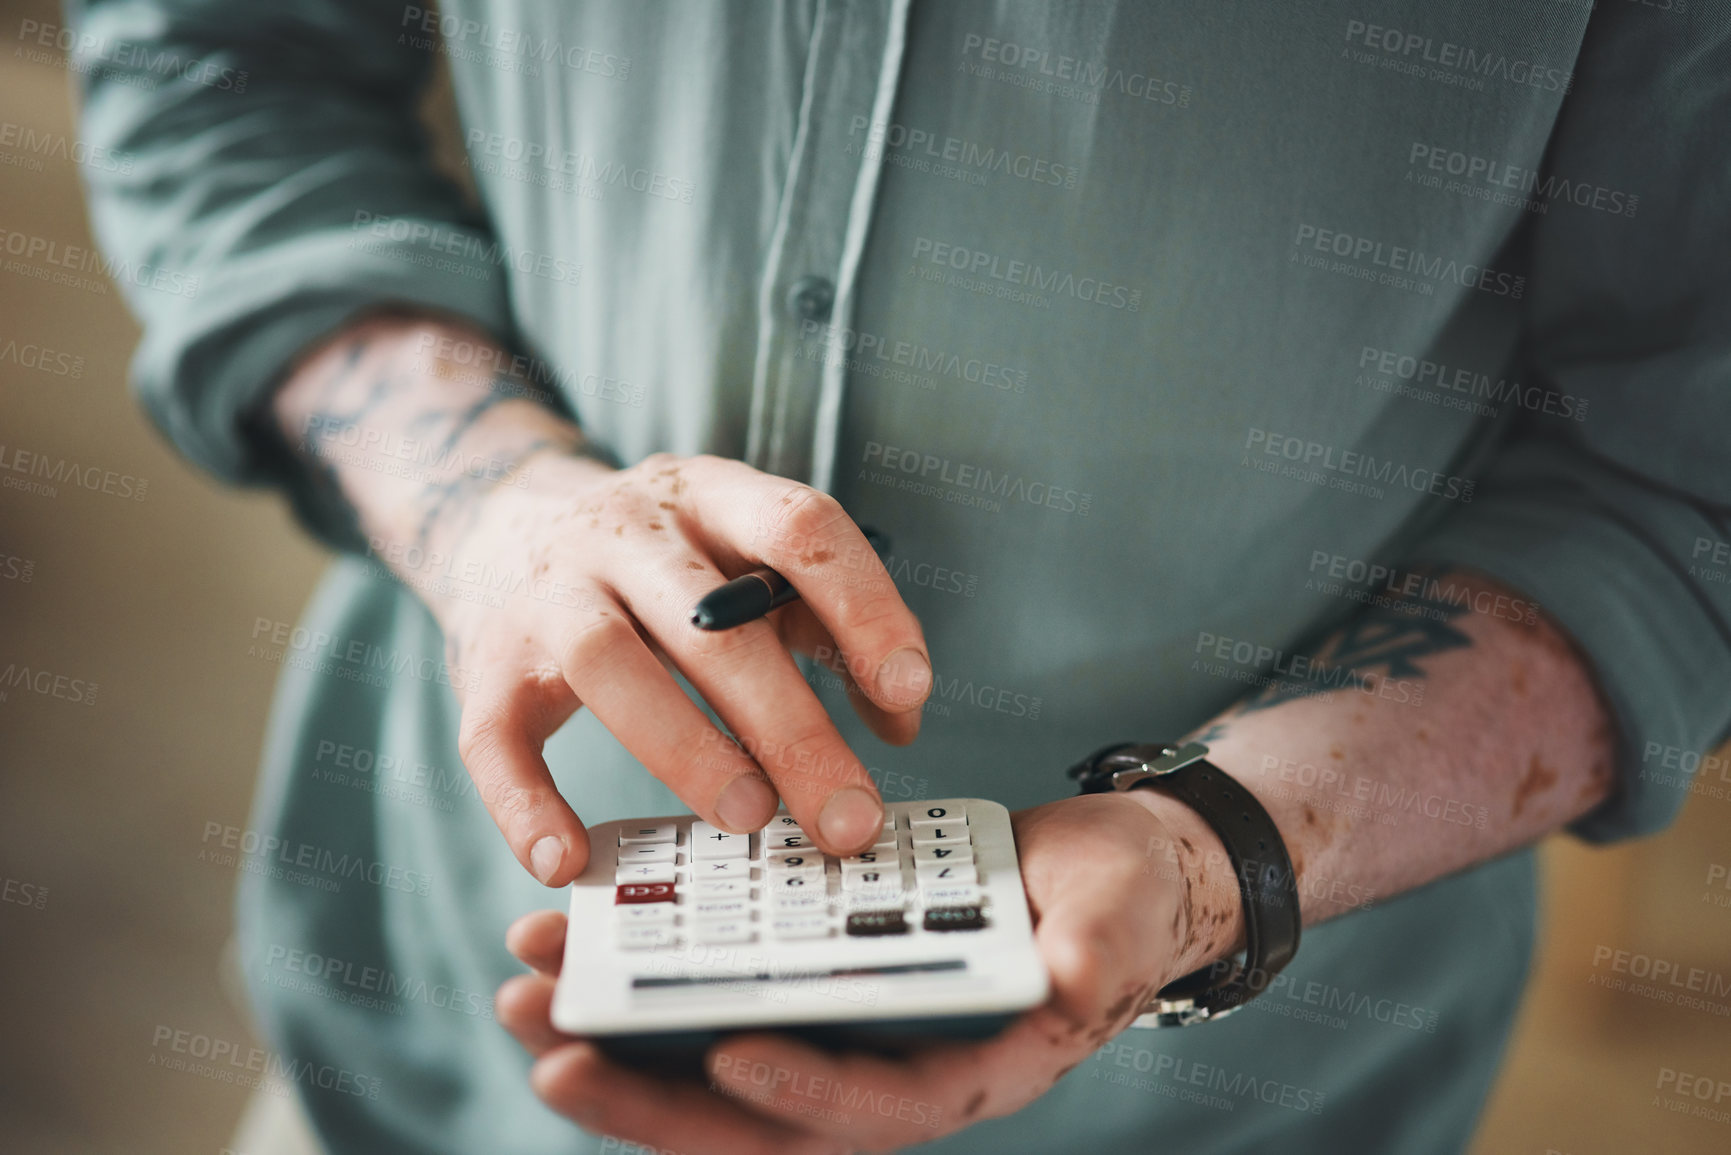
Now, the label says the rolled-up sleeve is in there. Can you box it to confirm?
[1401,7,1731,842]
[67,0,521,550]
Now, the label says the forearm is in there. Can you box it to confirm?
[267,313,602,571]
[1129,568,1617,982]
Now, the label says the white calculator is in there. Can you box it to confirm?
[551,798,1048,1061]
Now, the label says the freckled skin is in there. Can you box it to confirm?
[685,560,704,570]
[1512,753,1559,817]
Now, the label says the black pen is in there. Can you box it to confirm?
[690,527,890,631]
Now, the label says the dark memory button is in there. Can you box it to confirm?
[845,910,908,936]
[922,905,985,932]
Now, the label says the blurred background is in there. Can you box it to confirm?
[0,1,1726,1151]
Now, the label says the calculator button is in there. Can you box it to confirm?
[843,886,905,911]
[615,864,677,884]
[910,828,969,849]
[691,858,749,880]
[694,878,750,896]
[764,813,806,833]
[912,844,973,865]
[841,866,897,890]
[845,910,908,936]
[615,882,677,904]
[618,822,678,845]
[692,896,750,918]
[617,842,677,865]
[765,853,823,873]
[915,861,977,887]
[763,832,815,852]
[691,822,750,859]
[693,919,755,945]
[618,925,676,950]
[770,891,829,913]
[770,913,831,940]
[922,904,986,932]
[616,903,676,925]
[919,883,982,907]
[909,804,965,826]
[839,849,892,867]
[766,873,823,898]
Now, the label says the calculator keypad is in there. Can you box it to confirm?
[611,803,988,948]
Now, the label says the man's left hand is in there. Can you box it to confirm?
[497,793,1214,1153]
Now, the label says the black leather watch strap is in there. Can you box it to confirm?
[1068,741,1301,1026]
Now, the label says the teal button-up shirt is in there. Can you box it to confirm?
[71,1,1731,1151]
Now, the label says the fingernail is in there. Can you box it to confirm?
[530,835,565,884]
[819,787,884,852]
[876,647,932,708]
[715,775,777,831]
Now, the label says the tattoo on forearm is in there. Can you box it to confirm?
[1235,585,1472,713]
[410,432,562,555]
[289,339,586,557]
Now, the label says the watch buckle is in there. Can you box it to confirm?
[1107,740,1210,791]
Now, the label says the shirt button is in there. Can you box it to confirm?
[786,275,835,322]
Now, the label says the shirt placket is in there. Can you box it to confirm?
[746,0,912,492]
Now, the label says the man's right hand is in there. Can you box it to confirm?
[272,315,933,886]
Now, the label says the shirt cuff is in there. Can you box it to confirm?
[129,222,522,553]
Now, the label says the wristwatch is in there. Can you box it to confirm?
[1067,741,1301,1027]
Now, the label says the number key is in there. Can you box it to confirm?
[763,832,813,852]
[915,861,977,886]
[910,826,969,848]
